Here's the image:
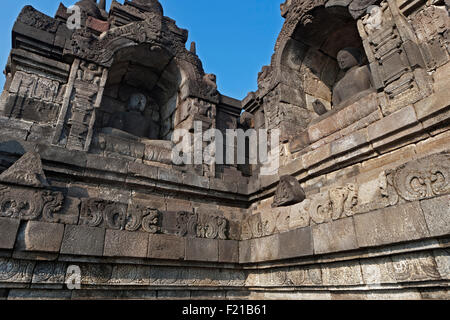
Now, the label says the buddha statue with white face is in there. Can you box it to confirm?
[332,48,375,108]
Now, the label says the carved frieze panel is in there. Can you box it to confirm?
[359,1,433,108]
[4,71,63,123]
[0,258,35,284]
[80,198,160,232]
[389,252,441,282]
[175,210,229,240]
[410,4,449,69]
[65,61,106,151]
[389,152,450,201]
[197,213,228,240]
[0,184,65,223]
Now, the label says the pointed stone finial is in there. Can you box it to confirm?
[190,41,197,54]
[0,152,49,188]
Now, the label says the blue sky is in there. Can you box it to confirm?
[0,0,283,100]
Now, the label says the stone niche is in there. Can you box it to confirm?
[288,5,369,116]
[98,44,181,142]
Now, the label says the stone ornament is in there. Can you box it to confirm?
[390,152,450,201]
[362,4,387,34]
[272,175,306,208]
[0,152,49,188]
[80,198,160,233]
[176,210,229,240]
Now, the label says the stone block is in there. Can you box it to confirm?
[330,129,368,156]
[414,86,449,120]
[354,202,430,248]
[182,172,209,189]
[8,289,72,300]
[0,217,20,249]
[321,260,364,286]
[148,234,185,260]
[18,221,64,253]
[219,240,239,263]
[86,154,128,174]
[360,256,396,285]
[279,158,304,176]
[158,167,183,184]
[252,234,280,262]
[60,225,105,257]
[260,174,278,189]
[420,195,450,237]
[368,105,418,142]
[185,238,218,262]
[36,144,87,168]
[372,122,423,151]
[104,229,148,258]
[415,130,450,156]
[302,144,331,168]
[312,217,359,254]
[433,249,450,280]
[127,161,158,180]
[289,131,310,153]
[279,227,313,259]
[239,240,252,263]
[289,200,311,229]
[308,116,339,143]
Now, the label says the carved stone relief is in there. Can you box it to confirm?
[175,210,229,240]
[272,175,306,208]
[4,71,63,123]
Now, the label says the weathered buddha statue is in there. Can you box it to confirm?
[332,48,375,108]
[104,93,159,140]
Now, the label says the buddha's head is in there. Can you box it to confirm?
[128,93,147,113]
[337,48,362,71]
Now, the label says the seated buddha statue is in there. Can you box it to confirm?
[332,48,375,108]
[103,93,159,141]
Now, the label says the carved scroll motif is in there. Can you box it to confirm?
[80,199,161,233]
[0,185,65,222]
[197,214,228,240]
[391,152,450,201]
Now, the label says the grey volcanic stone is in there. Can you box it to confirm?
[186,238,218,262]
[104,229,148,258]
[420,195,450,237]
[0,217,20,249]
[60,225,105,256]
[219,240,239,263]
[279,227,314,259]
[312,218,358,254]
[354,202,430,248]
[18,221,64,253]
[148,234,185,260]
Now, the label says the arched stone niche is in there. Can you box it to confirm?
[279,5,369,116]
[97,44,182,142]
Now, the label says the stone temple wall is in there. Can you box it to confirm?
[0,0,449,300]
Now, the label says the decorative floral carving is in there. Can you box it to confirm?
[329,183,358,220]
[197,214,228,240]
[389,253,441,281]
[176,211,198,237]
[141,208,160,234]
[391,152,450,201]
[0,185,65,222]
